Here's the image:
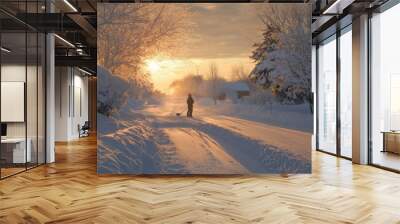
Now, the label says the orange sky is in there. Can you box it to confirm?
[144,4,264,94]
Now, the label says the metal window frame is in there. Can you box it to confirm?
[315,23,353,161]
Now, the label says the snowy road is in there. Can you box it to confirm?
[164,128,248,173]
[203,116,311,161]
[143,97,310,173]
[99,97,312,174]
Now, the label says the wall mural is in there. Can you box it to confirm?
[97,3,312,174]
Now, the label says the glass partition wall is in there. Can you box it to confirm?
[370,3,400,171]
[0,3,46,179]
[316,25,353,159]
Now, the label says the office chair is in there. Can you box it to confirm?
[79,121,90,138]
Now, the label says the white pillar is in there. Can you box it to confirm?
[352,14,369,164]
[45,0,55,163]
[46,32,55,163]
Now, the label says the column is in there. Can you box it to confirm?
[352,14,369,164]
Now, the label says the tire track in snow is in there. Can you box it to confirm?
[162,128,249,174]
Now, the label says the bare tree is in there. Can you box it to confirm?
[208,63,220,105]
[231,64,248,82]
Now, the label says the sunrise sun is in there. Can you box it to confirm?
[146,60,161,74]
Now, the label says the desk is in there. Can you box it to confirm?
[1,138,31,163]
[382,131,400,154]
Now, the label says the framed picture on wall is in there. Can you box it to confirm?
[97,3,312,175]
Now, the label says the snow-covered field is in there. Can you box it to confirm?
[98,96,312,174]
[192,97,312,133]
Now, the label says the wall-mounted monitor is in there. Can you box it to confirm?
[1,82,25,122]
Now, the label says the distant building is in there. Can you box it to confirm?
[219,81,250,102]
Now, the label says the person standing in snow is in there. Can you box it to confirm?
[187,93,194,117]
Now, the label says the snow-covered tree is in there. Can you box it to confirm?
[250,23,280,89]
[249,5,311,110]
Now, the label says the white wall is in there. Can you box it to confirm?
[55,67,89,141]
[55,67,70,141]
[1,64,25,81]
[70,72,89,139]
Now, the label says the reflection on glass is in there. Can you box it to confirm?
[340,28,352,158]
[318,36,337,154]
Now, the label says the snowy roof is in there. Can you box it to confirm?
[224,81,250,91]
